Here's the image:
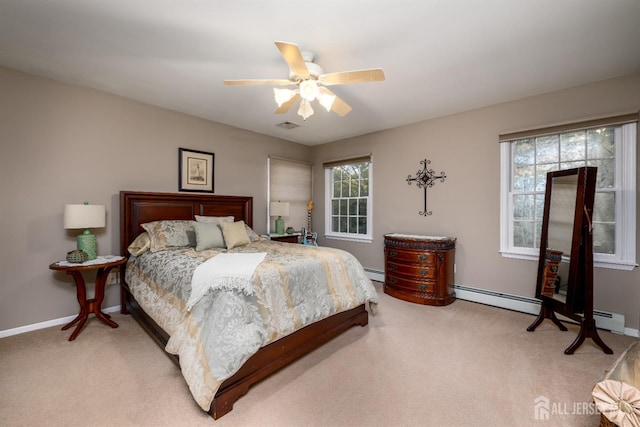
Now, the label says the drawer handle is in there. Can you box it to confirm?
[419,269,428,276]
[389,264,398,270]
[418,254,429,261]
[418,284,428,291]
[389,277,397,284]
[389,251,398,258]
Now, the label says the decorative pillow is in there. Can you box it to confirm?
[592,379,640,426]
[245,224,260,241]
[128,232,151,256]
[141,220,196,252]
[193,222,226,251]
[219,220,251,249]
[194,215,234,224]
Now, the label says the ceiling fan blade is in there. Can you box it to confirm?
[275,41,309,79]
[319,87,352,116]
[319,68,385,85]
[224,79,292,86]
[274,93,300,114]
[331,96,352,116]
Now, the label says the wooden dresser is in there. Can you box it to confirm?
[384,233,456,306]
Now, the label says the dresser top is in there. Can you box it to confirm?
[384,233,455,241]
[384,233,456,250]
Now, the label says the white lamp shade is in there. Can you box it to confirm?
[273,88,298,107]
[270,201,290,217]
[317,92,336,111]
[64,204,106,229]
[297,99,314,120]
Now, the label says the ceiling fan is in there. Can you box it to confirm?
[224,41,385,120]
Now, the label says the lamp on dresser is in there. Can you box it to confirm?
[63,202,106,260]
[270,201,290,235]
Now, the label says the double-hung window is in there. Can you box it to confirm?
[324,155,372,242]
[499,113,637,270]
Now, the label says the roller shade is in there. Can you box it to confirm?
[323,154,372,169]
[268,157,312,232]
[499,112,638,143]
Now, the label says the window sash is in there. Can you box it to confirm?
[324,159,373,242]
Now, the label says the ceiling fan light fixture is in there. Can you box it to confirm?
[227,42,384,120]
[299,80,319,101]
[273,88,298,107]
[316,91,336,112]
[297,98,314,120]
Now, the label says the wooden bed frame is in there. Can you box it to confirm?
[119,191,369,419]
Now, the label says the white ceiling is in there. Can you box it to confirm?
[1,1,639,146]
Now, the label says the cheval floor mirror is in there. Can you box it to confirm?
[527,166,612,355]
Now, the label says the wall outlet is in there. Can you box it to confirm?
[106,270,120,286]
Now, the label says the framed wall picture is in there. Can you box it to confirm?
[179,148,215,193]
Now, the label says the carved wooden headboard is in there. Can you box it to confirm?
[119,191,253,257]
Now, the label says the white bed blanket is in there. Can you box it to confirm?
[186,252,266,310]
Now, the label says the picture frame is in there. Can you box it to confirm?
[179,148,215,193]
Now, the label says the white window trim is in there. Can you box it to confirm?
[324,162,373,243]
[499,123,637,271]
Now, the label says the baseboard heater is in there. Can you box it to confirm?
[364,268,385,282]
[454,285,625,334]
[364,269,624,335]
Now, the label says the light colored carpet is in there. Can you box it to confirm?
[1,282,636,427]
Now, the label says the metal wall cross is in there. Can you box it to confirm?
[406,159,447,216]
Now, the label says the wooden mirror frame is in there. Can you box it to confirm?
[527,166,612,354]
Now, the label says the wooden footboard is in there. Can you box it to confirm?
[122,281,368,418]
[211,302,368,418]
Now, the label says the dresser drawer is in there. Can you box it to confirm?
[386,261,436,280]
[385,274,435,294]
[385,249,435,265]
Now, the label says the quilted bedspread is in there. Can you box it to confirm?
[124,240,378,410]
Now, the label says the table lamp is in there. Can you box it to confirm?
[270,201,290,235]
[64,202,106,260]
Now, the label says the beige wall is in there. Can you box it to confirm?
[312,74,640,331]
[0,67,311,331]
[1,65,638,334]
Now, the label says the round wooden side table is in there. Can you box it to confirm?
[50,256,126,341]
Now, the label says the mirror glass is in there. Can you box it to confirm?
[535,167,593,314]
[544,173,578,304]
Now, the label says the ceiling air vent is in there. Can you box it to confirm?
[276,121,300,130]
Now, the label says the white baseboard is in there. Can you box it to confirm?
[0,305,120,339]
[624,328,640,338]
[365,269,632,336]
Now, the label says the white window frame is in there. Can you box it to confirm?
[324,161,373,243]
[500,122,637,271]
